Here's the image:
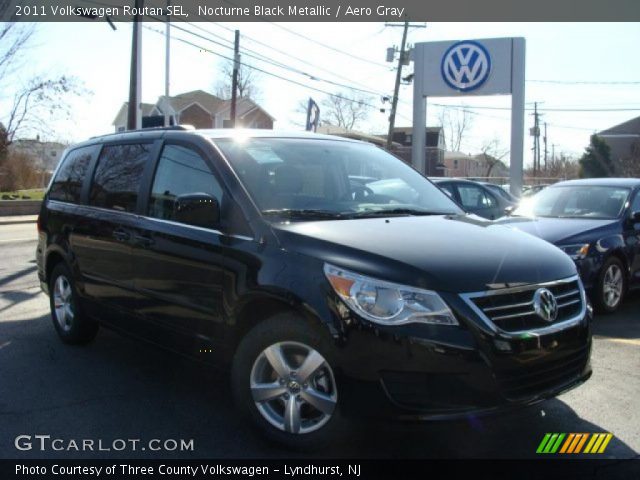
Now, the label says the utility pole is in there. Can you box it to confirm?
[163,0,171,127]
[385,22,426,149]
[230,29,240,128]
[543,122,548,172]
[127,0,143,130]
[530,102,542,176]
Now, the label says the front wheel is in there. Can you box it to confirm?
[231,313,345,450]
[594,257,626,314]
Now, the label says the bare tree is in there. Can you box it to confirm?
[0,23,34,82]
[525,152,579,180]
[480,137,509,177]
[0,24,88,145]
[5,76,86,143]
[321,92,371,131]
[214,60,261,100]
[438,107,474,152]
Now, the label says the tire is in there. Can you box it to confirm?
[49,262,99,344]
[231,312,347,451]
[593,257,626,314]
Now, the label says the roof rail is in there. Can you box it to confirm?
[137,125,195,132]
[90,124,195,140]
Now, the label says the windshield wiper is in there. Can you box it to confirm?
[346,208,453,218]
[261,208,346,220]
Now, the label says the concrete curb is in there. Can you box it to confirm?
[0,215,39,225]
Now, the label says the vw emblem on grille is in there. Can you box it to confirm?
[533,288,558,323]
[441,40,492,92]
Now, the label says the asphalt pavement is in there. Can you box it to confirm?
[0,221,638,459]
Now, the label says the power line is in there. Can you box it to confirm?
[528,79,640,85]
[208,22,393,94]
[142,24,385,113]
[166,21,389,98]
[267,22,391,70]
[430,104,640,112]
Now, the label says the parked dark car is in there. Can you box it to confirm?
[498,178,640,313]
[480,181,519,204]
[431,178,515,220]
[37,128,592,448]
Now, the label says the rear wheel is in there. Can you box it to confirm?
[231,313,345,450]
[594,257,626,314]
[49,263,98,344]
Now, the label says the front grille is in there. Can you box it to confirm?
[465,278,584,332]
[494,345,590,400]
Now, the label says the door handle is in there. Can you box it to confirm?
[112,228,131,242]
[133,234,155,248]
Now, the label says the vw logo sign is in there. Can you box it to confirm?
[533,288,559,323]
[441,40,492,92]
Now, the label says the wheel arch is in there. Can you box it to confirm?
[229,292,340,356]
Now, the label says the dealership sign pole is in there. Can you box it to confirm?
[412,37,525,196]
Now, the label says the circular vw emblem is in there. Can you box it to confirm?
[441,40,492,92]
[533,288,558,323]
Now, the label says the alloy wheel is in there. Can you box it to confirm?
[250,341,337,434]
[53,275,74,332]
[602,264,623,309]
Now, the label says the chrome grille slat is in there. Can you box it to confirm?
[484,300,533,312]
[557,298,581,308]
[492,310,537,321]
[555,289,580,299]
[460,276,586,334]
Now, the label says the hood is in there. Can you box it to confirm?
[496,216,619,245]
[271,214,577,293]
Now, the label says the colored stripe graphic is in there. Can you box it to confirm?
[538,433,613,454]
[574,433,589,453]
[536,433,552,453]
[584,433,599,453]
[597,433,613,453]
[559,433,575,453]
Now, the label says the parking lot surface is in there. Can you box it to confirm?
[1,221,638,459]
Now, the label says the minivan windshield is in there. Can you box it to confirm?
[513,185,630,219]
[214,137,463,219]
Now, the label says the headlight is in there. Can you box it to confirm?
[559,243,590,260]
[323,263,458,326]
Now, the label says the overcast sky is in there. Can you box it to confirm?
[3,21,640,167]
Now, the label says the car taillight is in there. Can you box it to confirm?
[37,213,43,233]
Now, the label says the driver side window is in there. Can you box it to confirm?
[148,145,223,222]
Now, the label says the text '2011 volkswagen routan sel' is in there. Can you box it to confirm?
[37,127,592,449]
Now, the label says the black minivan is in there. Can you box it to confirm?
[37,127,592,448]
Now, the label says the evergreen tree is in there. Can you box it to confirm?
[579,135,615,178]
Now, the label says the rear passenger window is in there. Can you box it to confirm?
[89,144,150,213]
[49,147,93,203]
[148,145,223,221]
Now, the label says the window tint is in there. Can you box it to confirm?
[458,184,497,209]
[515,186,630,219]
[49,147,93,203]
[631,190,640,212]
[89,144,150,212]
[215,138,462,215]
[148,145,223,221]
[438,183,455,198]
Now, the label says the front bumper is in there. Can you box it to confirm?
[333,295,593,420]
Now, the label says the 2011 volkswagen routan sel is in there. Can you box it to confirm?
[37,127,592,449]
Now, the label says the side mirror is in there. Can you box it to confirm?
[174,193,220,229]
[631,211,640,224]
[504,205,516,216]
